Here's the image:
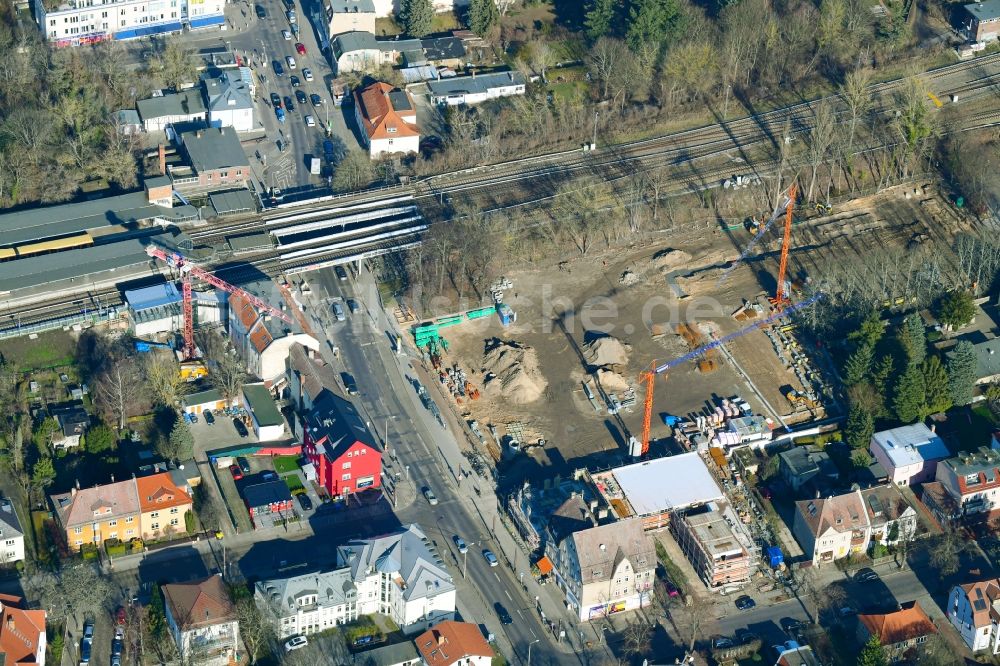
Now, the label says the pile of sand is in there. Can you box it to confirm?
[652,249,692,273]
[583,335,631,368]
[619,270,640,286]
[596,369,629,392]
[482,339,547,404]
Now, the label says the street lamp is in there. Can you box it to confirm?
[527,638,540,666]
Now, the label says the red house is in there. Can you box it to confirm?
[302,391,381,498]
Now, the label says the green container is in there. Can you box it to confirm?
[466,306,496,320]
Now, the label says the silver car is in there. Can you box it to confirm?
[332,302,345,321]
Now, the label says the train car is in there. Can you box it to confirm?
[0,248,15,262]
[16,232,93,257]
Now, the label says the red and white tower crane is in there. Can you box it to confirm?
[145,246,293,360]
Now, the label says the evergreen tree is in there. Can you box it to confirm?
[160,420,194,462]
[870,353,896,413]
[468,0,499,36]
[857,635,888,666]
[843,343,875,386]
[848,311,885,348]
[626,0,681,51]
[844,404,875,450]
[947,340,978,406]
[900,315,926,366]
[83,424,116,455]
[584,0,616,40]
[893,362,926,423]
[400,0,434,37]
[922,355,952,415]
[936,290,976,330]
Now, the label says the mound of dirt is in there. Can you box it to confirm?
[596,369,630,392]
[482,339,547,404]
[583,335,631,368]
[652,249,692,272]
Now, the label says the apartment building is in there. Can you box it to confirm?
[672,503,753,590]
[163,575,239,666]
[935,447,1000,516]
[254,569,358,638]
[36,0,224,47]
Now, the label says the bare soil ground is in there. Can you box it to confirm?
[422,182,980,483]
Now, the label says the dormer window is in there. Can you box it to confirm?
[387,125,397,133]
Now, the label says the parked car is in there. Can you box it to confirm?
[111,656,121,666]
[423,487,438,505]
[233,419,249,437]
[290,75,300,87]
[304,115,315,127]
[255,4,266,17]
[483,549,498,567]
[204,410,215,425]
[284,636,308,652]
[854,568,879,583]
[332,302,345,321]
[189,412,198,423]
[236,457,251,474]
[453,535,468,554]
[295,42,307,55]
[347,298,360,313]
[270,92,281,107]
[229,464,243,481]
[282,29,292,40]
[302,68,313,82]
[273,60,284,76]
[284,95,295,111]
[286,55,296,69]
[310,93,323,107]
[664,579,680,597]
[81,622,93,664]
[297,494,313,511]
[494,602,512,624]
[295,90,307,105]
[712,636,735,650]
[335,265,348,281]
[341,372,359,395]
[734,595,756,611]
[115,607,126,625]
[286,9,296,23]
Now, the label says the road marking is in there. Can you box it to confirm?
[505,589,512,601]
[494,572,501,583]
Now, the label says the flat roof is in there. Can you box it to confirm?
[685,507,746,558]
[183,388,224,407]
[243,384,283,427]
[136,90,207,120]
[0,231,191,293]
[210,189,257,216]
[604,452,724,516]
[125,282,182,311]
[428,71,526,98]
[966,0,1000,22]
[870,423,950,468]
[0,190,197,246]
[228,232,272,253]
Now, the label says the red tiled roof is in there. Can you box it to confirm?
[0,594,45,665]
[354,82,419,141]
[859,601,937,646]
[229,292,273,353]
[960,578,1000,627]
[415,621,493,666]
[162,575,235,630]
[136,472,192,514]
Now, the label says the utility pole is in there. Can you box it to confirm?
[527,638,540,666]
[592,110,599,148]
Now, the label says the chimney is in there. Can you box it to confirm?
[930,423,936,433]
[437,632,446,646]
[196,130,203,139]
[6,614,12,631]
[158,143,166,176]
[472,68,476,78]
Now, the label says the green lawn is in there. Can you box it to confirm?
[0,330,76,371]
[285,475,305,495]
[273,455,300,475]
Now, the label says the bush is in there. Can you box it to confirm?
[184,510,195,533]
[81,545,99,560]
[105,540,126,557]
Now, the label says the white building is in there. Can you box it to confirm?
[0,500,25,565]
[227,285,319,386]
[948,578,1000,654]
[204,71,255,133]
[327,0,376,37]
[242,384,286,442]
[337,524,456,634]
[427,71,527,106]
[137,90,208,133]
[546,517,655,622]
[415,621,493,666]
[162,575,239,666]
[254,568,358,638]
[368,0,469,16]
[36,0,224,47]
[935,447,1000,516]
[354,82,419,158]
[869,423,950,487]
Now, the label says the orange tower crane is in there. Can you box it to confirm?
[145,246,293,360]
[770,183,798,308]
[639,361,657,457]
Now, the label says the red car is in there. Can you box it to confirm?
[229,464,243,481]
[115,607,126,625]
[295,42,306,55]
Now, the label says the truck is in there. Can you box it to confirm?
[309,156,321,175]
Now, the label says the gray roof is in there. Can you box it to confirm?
[210,189,257,216]
[0,499,23,539]
[243,479,292,509]
[971,337,1000,380]
[204,72,253,112]
[966,0,1000,22]
[870,423,950,469]
[243,384,283,427]
[183,388,224,407]
[228,232,273,253]
[333,31,379,58]
[0,189,196,246]
[570,518,654,585]
[779,446,835,479]
[255,568,356,617]
[0,230,192,293]
[428,71,526,98]
[350,641,419,665]
[180,127,249,174]
[115,109,142,126]
[136,90,207,121]
[421,37,465,61]
[337,524,454,602]
[328,0,375,14]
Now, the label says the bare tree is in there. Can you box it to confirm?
[235,595,273,663]
[95,356,141,431]
[586,37,623,99]
[199,332,246,403]
[806,99,837,202]
[622,618,653,658]
[840,67,873,155]
[524,40,556,82]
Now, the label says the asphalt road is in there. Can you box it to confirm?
[302,266,571,665]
